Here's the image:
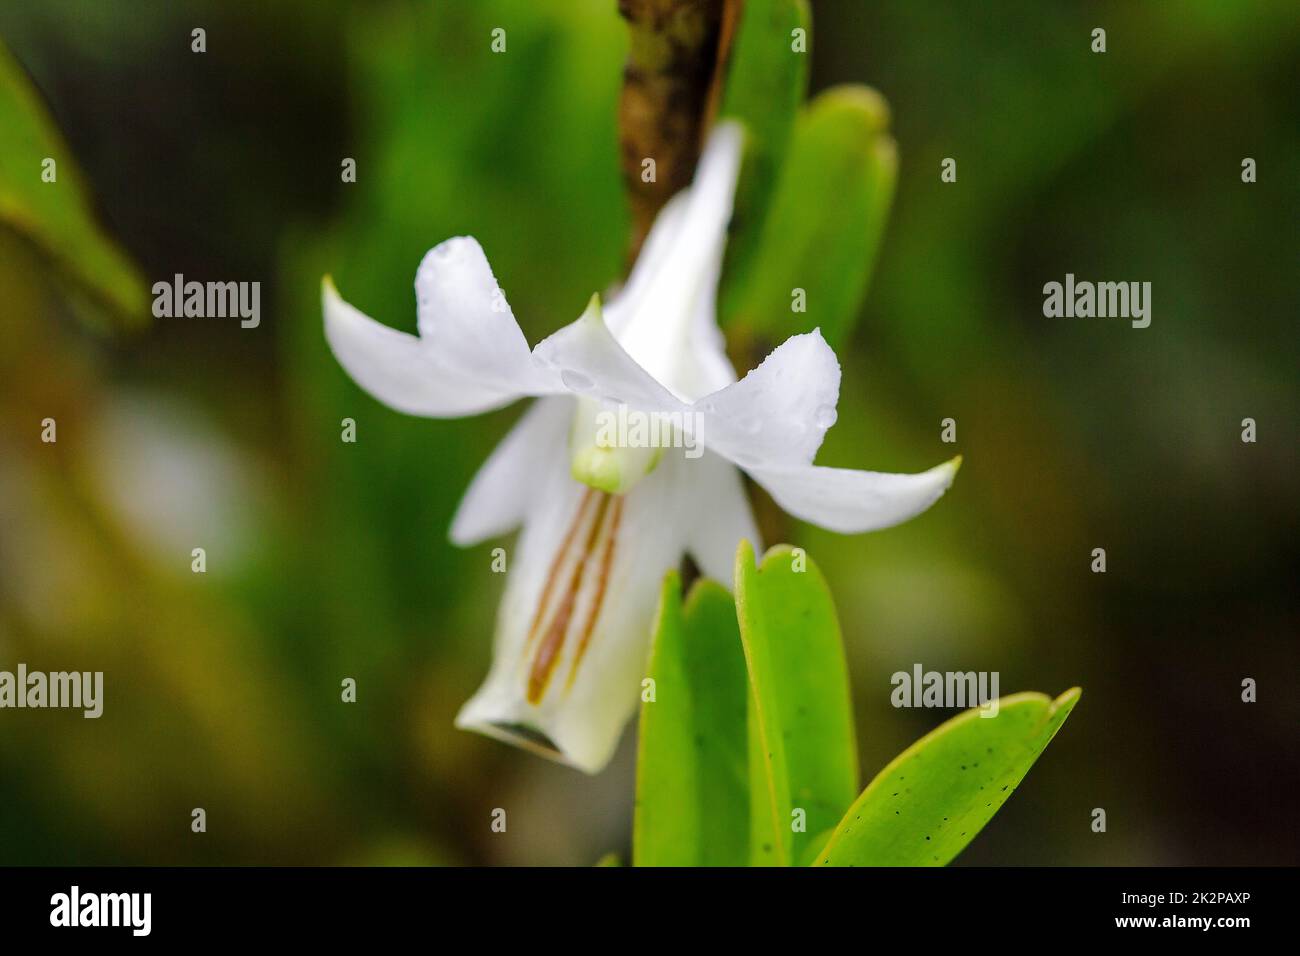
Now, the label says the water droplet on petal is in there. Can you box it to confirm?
[814,405,838,428]
[561,369,595,392]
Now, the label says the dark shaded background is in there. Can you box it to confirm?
[0,0,1296,865]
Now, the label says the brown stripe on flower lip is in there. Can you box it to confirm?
[527,492,612,705]
[523,488,595,656]
[566,496,623,691]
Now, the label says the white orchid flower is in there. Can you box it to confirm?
[322,122,959,773]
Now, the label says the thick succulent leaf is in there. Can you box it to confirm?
[0,39,147,329]
[815,689,1081,866]
[718,0,810,316]
[735,541,857,866]
[724,85,897,348]
[633,573,749,866]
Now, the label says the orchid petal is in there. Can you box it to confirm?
[323,237,568,419]
[603,122,744,400]
[414,237,560,396]
[700,329,841,468]
[664,120,746,278]
[682,222,739,397]
[534,297,691,413]
[449,396,575,547]
[601,192,690,337]
[322,277,521,417]
[684,452,760,586]
[747,456,961,534]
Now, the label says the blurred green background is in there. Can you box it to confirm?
[0,0,1296,865]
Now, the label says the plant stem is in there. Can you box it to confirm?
[617,0,727,261]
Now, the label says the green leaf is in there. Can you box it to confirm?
[0,38,147,330]
[633,572,749,866]
[723,85,897,348]
[815,689,1081,866]
[718,0,810,311]
[735,541,857,866]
